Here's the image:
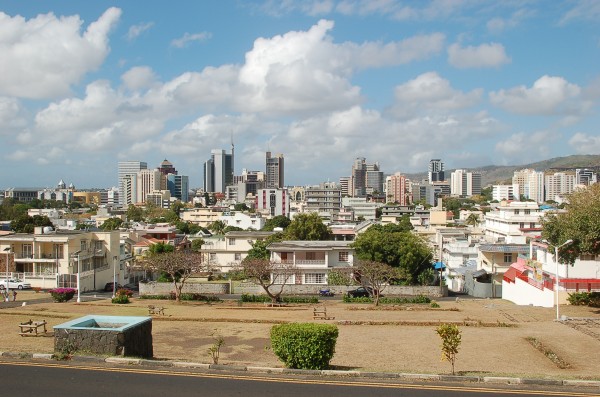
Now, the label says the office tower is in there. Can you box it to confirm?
[136,169,162,204]
[576,169,597,186]
[365,162,384,195]
[339,177,350,197]
[158,159,177,176]
[512,169,544,203]
[167,174,189,202]
[118,161,147,206]
[351,158,367,197]
[450,169,482,197]
[428,159,445,183]
[386,173,410,205]
[122,174,137,206]
[204,147,234,193]
[545,172,575,202]
[265,152,285,188]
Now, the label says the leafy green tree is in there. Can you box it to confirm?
[541,183,600,265]
[234,203,249,212]
[351,225,433,285]
[436,324,462,375]
[126,204,144,222]
[464,213,480,227]
[148,242,174,255]
[262,215,291,231]
[223,226,244,233]
[170,201,186,215]
[284,212,330,240]
[245,240,270,261]
[191,238,205,251]
[10,215,53,233]
[208,220,226,235]
[100,217,123,231]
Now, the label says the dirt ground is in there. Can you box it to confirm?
[1,291,599,379]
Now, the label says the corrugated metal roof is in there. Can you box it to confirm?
[479,244,529,253]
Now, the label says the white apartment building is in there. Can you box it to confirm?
[136,169,162,204]
[545,172,575,202]
[181,207,227,228]
[492,184,519,202]
[220,211,265,230]
[201,231,275,273]
[450,169,481,197]
[341,197,380,220]
[512,169,544,203]
[255,188,290,217]
[484,201,543,244]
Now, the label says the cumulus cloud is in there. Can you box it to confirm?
[0,97,27,132]
[487,8,534,34]
[448,42,511,69]
[569,132,600,154]
[0,7,121,99]
[495,131,556,159]
[391,72,482,118]
[170,32,212,48]
[489,75,583,116]
[121,66,159,91]
[126,22,154,41]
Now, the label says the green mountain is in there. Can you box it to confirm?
[406,154,600,186]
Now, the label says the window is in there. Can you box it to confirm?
[524,209,530,215]
[339,251,349,262]
[305,273,326,284]
[22,244,33,259]
[503,253,513,263]
[306,252,316,260]
[529,223,535,229]
[519,222,525,229]
[235,253,241,261]
[53,244,64,259]
[210,253,216,261]
[514,209,520,215]
[273,273,294,284]
[228,238,236,245]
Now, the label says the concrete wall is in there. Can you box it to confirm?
[464,273,501,298]
[140,282,446,297]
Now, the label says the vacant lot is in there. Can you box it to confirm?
[1,292,599,379]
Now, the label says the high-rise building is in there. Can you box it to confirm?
[339,177,350,197]
[255,188,290,217]
[365,162,384,195]
[118,161,147,206]
[450,169,482,197]
[204,146,234,193]
[386,173,410,205]
[576,169,597,186]
[136,169,162,204]
[158,159,177,176]
[305,182,342,215]
[351,158,367,197]
[265,152,284,189]
[512,169,544,203]
[428,159,445,183]
[545,172,575,202]
[167,174,189,202]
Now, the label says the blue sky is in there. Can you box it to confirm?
[0,0,599,189]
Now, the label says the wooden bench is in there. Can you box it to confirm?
[263,301,285,307]
[18,319,47,336]
[313,307,334,320]
[148,305,165,315]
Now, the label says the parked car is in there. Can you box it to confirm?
[103,282,122,292]
[123,283,139,291]
[0,279,32,290]
[346,286,380,298]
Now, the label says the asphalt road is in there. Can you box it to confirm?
[0,361,596,397]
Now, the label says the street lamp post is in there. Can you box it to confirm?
[112,256,118,299]
[73,250,82,303]
[553,239,573,321]
[3,247,10,302]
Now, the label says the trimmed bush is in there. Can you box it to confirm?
[111,288,133,304]
[270,323,338,370]
[567,292,600,307]
[240,294,318,304]
[49,288,76,303]
[343,295,431,304]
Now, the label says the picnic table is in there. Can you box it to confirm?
[18,319,47,336]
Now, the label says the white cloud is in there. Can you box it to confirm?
[0,97,27,132]
[121,66,158,91]
[489,75,583,116]
[391,72,482,118]
[486,8,535,34]
[569,132,600,154]
[170,32,212,48]
[495,131,556,159]
[560,0,600,25]
[126,22,154,41]
[448,42,511,69]
[0,7,121,99]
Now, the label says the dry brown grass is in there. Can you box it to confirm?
[1,292,600,379]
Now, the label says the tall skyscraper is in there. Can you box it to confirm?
[204,145,234,193]
[450,169,482,197]
[136,169,162,204]
[512,169,544,203]
[118,161,147,206]
[428,159,445,183]
[167,174,189,202]
[386,173,410,205]
[545,172,575,202]
[351,158,367,197]
[365,162,384,194]
[265,152,285,188]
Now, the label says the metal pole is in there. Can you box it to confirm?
[112,256,117,299]
[4,249,9,302]
[76,252,81,303]
[554,239,573,321]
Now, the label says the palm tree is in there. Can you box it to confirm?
[465,213,480,227]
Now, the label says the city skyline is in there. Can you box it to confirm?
[1,1,599,189]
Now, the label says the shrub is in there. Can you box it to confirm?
[49,288,76,303]
[270,323,338,370]
[567,292,600,307]
[240,294,318,304]
[343,295,431,304]
[171,292,221,302]
[111,288,133,304]
[436,323,462,375]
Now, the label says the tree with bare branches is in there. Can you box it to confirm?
[237,258,296,304]
[354,260,398,306]
[143,250,209,302]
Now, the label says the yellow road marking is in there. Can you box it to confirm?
[1,361,598,396]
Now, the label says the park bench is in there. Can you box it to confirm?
[18,319,47,336]
[147,305,166,315]
[313,306,334,320]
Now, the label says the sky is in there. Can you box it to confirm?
[0,0,599,190]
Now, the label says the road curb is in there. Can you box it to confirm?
[1,352,599,389]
